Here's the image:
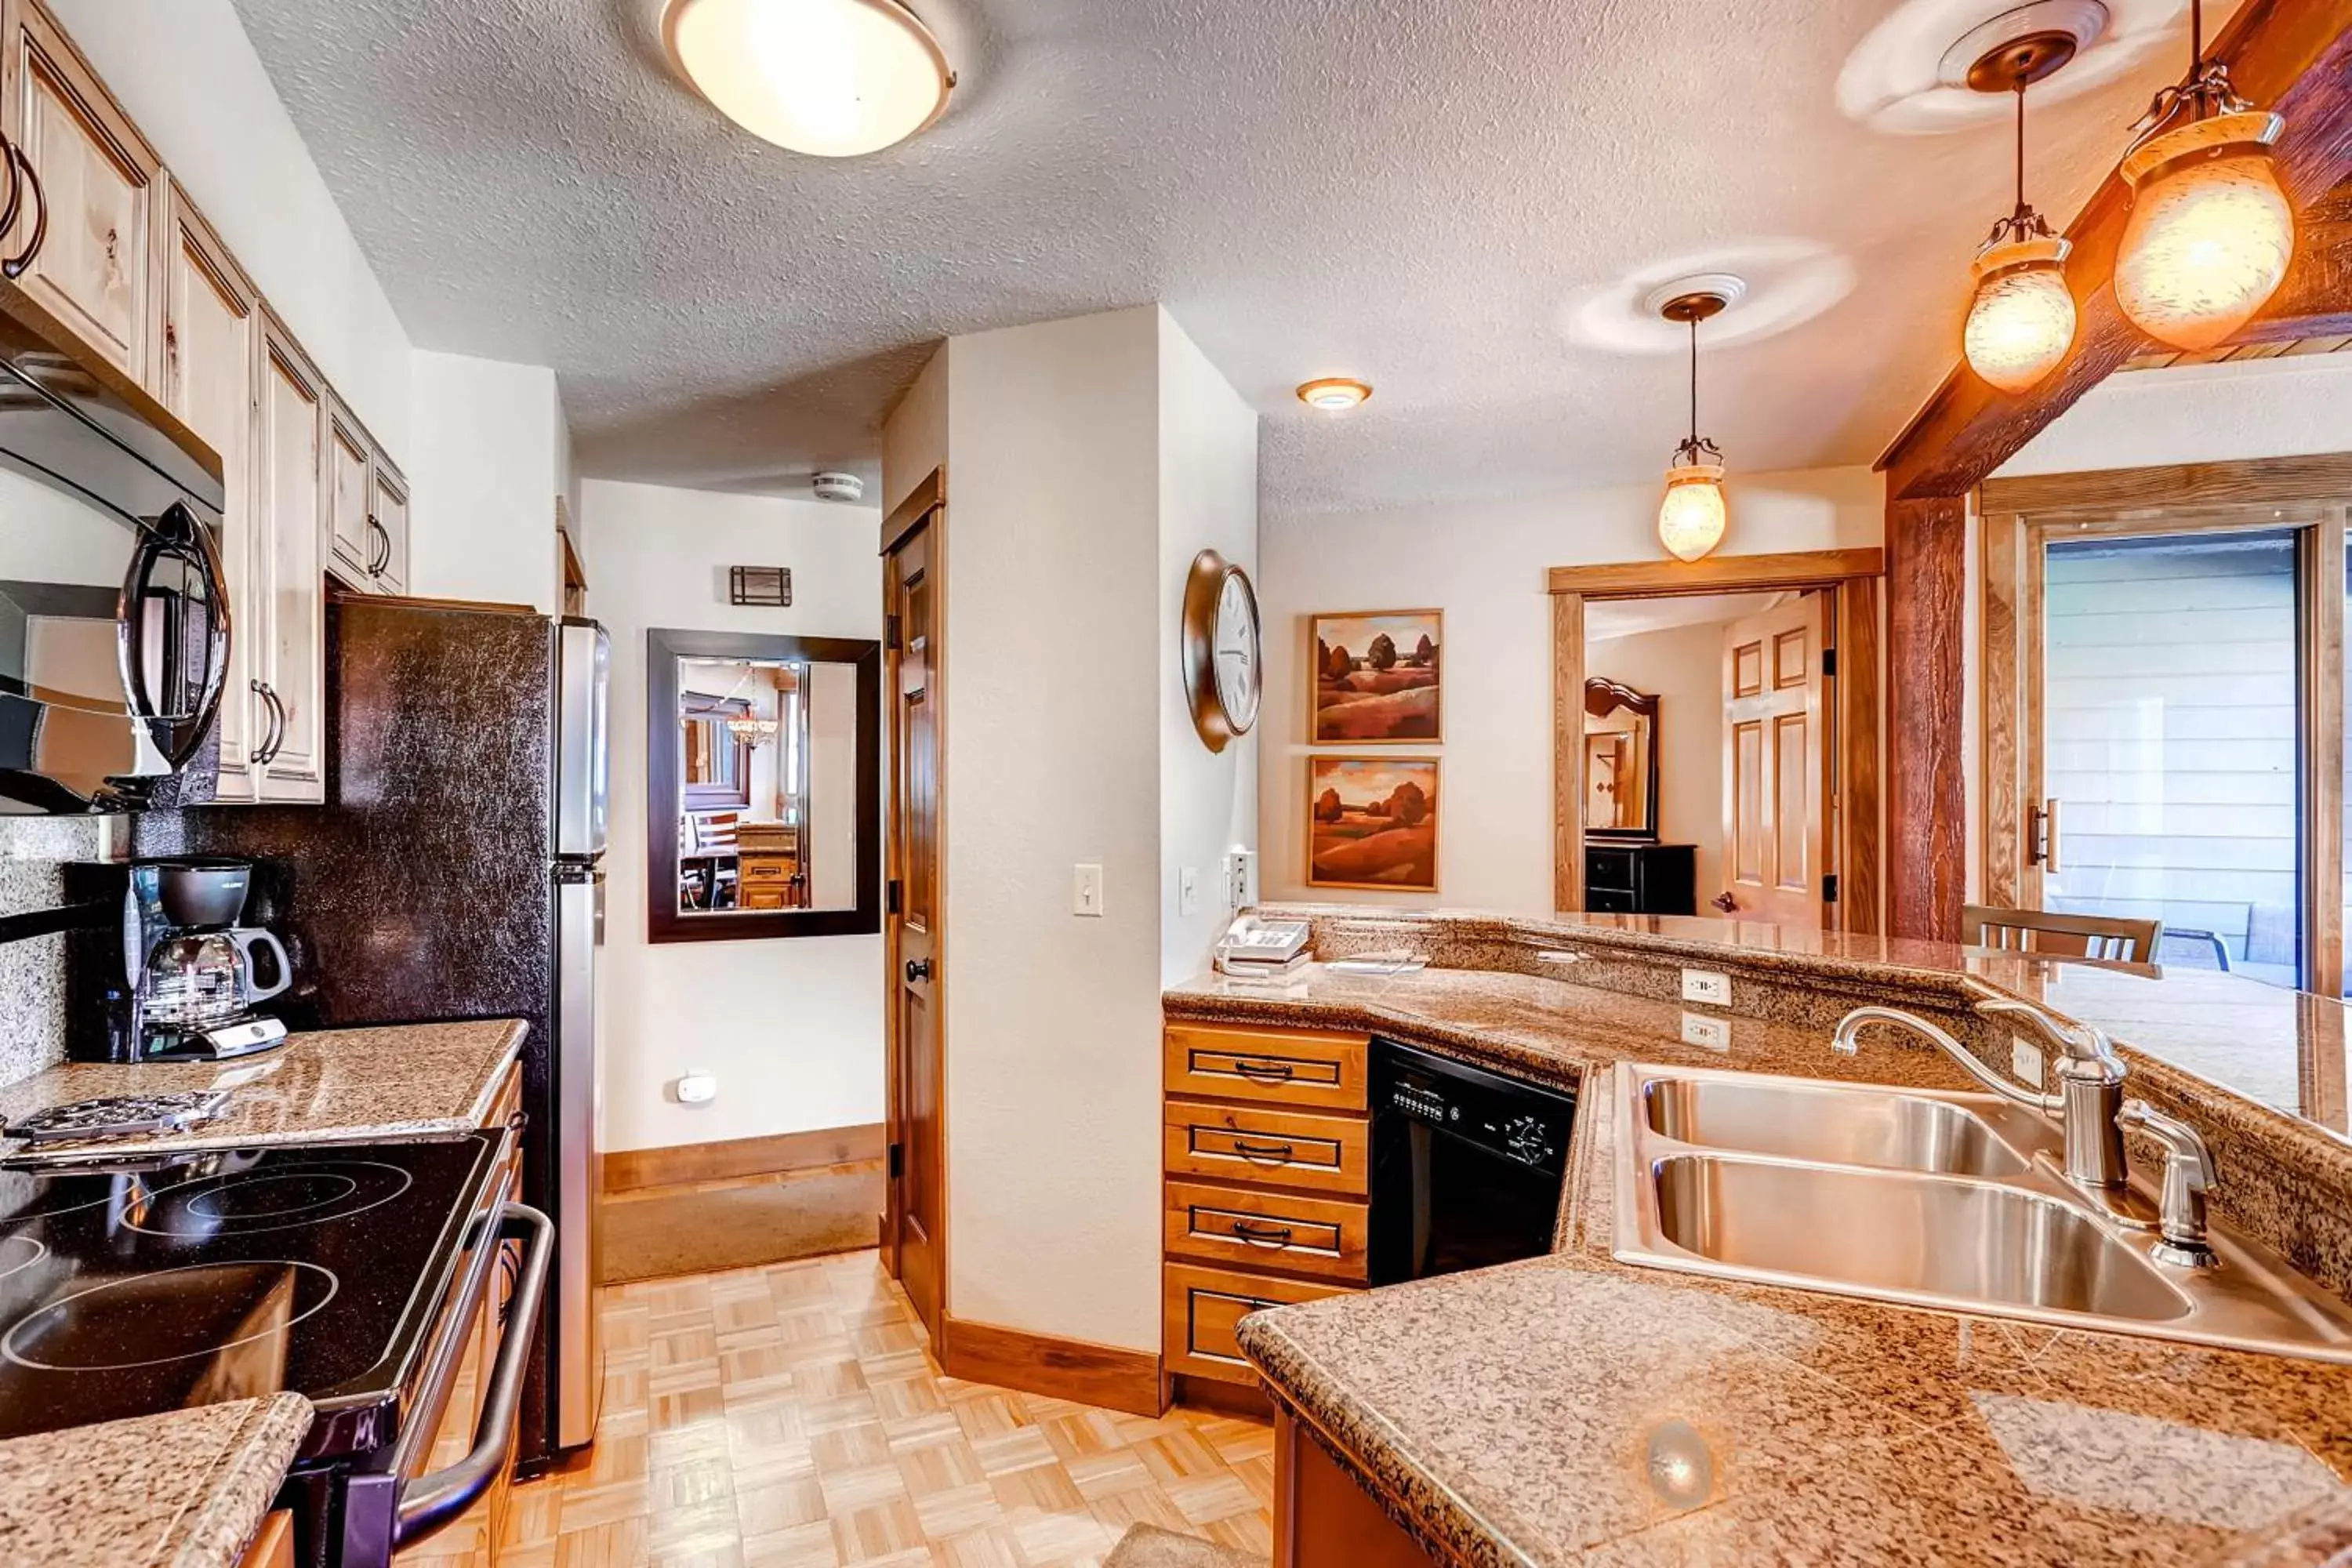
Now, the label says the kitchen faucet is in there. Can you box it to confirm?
[1831,999,2217,1254]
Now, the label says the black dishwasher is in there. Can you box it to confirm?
[1369,1037,1578,1284]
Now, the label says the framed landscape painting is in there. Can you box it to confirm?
[1307,756,1439,892]
[1312,610,1441,742]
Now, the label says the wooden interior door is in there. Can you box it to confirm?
[884,500,945,1341]
[1722,593,1826,927]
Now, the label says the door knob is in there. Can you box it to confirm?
[904,958,932,984]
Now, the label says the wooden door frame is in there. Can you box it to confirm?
[881,467,946,1327]
[1980,455,2352,995]
[1549,547,1885,927]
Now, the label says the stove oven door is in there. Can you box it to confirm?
[334,1193,554,1568]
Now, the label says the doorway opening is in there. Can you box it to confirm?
[1551,550,1886,934]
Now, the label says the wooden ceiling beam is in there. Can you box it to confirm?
[1878,2,2352,501]
[2237,184,2352,342]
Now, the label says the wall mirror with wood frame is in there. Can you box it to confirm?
[648,628,881,942]
[1583,678,1659,841]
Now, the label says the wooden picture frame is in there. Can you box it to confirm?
[1582,677,1660,842]
[1306,755,1439,892]
[648,627,884,943]
[1310,610,1442,743]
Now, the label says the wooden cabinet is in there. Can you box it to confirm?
[254,314,325,802]
[234,1511,295,1568]
[369,454,408,593]
[1584,842,1697,916]
[154,180,262,801]
[0,0,159,381]
[326,396,410,597]
[1272,1402,1438,1567]
[1162,1020,1370,1394]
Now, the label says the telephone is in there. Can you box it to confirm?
[1214,914,1312,975]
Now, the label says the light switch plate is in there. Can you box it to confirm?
[1681,1011,1731,1051]
[1073,863,1104,917]
[1178,866,1200,917]
[1680,968,1732,1006]
[2011,1035,2045,1088]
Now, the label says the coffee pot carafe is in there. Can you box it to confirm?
[64,858,293,1062]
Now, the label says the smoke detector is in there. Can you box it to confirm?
[811,471,865,504]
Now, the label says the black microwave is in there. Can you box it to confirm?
[0,304,230,814]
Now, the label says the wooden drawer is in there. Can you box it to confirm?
[477,1060,521,1131]
[1164,1261,1352,1385]
[1165,1022,1368,1111]
[1164,1179,1367,1283]
[1163,1102,1367,1196]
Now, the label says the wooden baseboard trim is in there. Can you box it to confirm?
[939,1315,1165,1418]
[604,1123,886,1192]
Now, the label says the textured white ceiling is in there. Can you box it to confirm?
[228,0,2208,516]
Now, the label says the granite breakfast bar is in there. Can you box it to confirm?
[1169,909,2352,1566]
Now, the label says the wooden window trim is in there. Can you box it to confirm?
[1549,549,1885,928]
[1979,457,2352,996]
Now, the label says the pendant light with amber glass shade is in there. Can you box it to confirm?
[1962,32,2079,394]
[1656,291,1730,564]
[2115,0,2294,352]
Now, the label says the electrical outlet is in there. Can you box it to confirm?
[1681,1011,1731,1052]
[1073,863,1104,917]
[1178,866,1200,917]
[2011,1035,2045,1089]
[1680,968,1732,1006]
[1228,847,1257,909]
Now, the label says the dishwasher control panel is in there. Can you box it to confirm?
[1373,1037,1577,1174]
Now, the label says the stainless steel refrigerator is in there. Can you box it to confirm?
[135,598,610,1467]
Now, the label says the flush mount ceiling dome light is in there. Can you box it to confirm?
[1959,27,2081,394]
[2114,0,2293,351]
[662,0,954,158]
[1654,289,1732,564]
[1297,378,1372,412]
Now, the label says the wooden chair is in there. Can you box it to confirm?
[1961,905,2162,963]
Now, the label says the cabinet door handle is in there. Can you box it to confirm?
[249,680,281,766]
[904,957,931,984]
[367,514,391,576]
[1228,1138,1296,1165]
[2,144,46,279]
[1228,1219,1294,1247]
[1230,1058,1296,1082]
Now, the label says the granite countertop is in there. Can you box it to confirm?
[0,1019,525,1160]
[1178,962,2352,1566]
[0,1394,312,1568]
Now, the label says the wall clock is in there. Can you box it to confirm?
[1181,550,1261,752]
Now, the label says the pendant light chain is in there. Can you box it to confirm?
[1687,317,1698,448]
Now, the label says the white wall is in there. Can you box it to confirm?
[1998,355,2352,476]
[583,478,885,1152]
[408,352,567,612]
[1158,310,1261,983]
[49,0,413,453]
[938,307,1166,1350]
[880,346,948,516]
[1258,466,1884,915]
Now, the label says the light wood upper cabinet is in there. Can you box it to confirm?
[256,314,325,801]
[325,401,372,585]
[0,0,160,381]
[155,180,261,800]
[369,454,408,593]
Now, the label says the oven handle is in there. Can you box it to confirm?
[393,1202,554,1548]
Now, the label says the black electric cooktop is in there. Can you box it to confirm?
[0,1134,502,1457]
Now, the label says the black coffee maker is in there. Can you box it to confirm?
[63,858,292,1062]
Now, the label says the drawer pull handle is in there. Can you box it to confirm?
[1229,1219,1294,1247]
[1231,1059,1296,1082]
[1229,1138,1295,1165]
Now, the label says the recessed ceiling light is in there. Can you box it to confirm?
[663,0,955,159]
[1297,378,1372,412]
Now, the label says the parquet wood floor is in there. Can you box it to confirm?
[405,1249,1273,1568]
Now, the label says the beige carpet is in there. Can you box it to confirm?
[600,1163,884,1283]
[1105,1525,1266,1568]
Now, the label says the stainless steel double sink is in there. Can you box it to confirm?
[1613,1062,2352,1363]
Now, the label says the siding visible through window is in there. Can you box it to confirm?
[2042,531,2300,986]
